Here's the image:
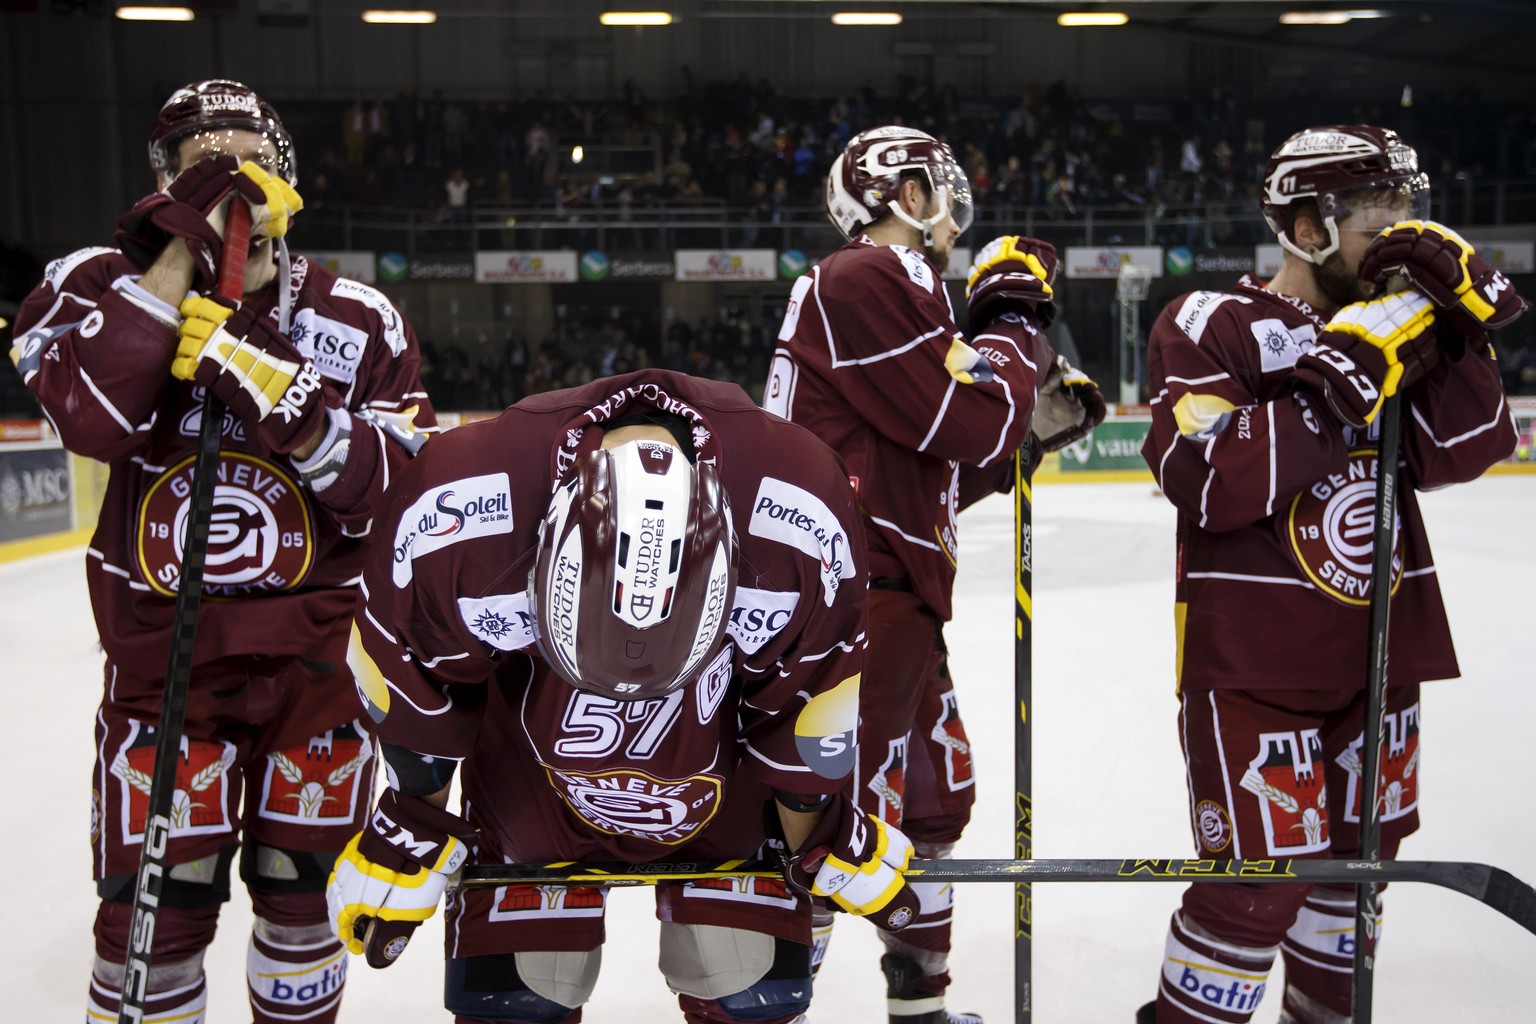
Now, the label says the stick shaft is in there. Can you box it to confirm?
[1353,393,1403,1024]
[455,855,1536,938]
[1013,444,1035,1024]
[117,201,250,1024]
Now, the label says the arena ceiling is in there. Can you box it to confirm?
[715,0,1536,76]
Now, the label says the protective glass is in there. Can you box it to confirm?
[1333,176,1432,233]
[170,128,290,185]
[933,159,975,236]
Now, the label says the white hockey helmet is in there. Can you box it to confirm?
[826,126,974,245]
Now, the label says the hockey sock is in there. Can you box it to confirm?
[879,840,958,1016]
[1279,886,1373,1022]
[248,916,347,1023]
[1155,910,1276,1023]
[87,951,208,1024]
[809,903,836,977]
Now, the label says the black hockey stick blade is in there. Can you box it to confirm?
[456,857,1536,937]
[117,201,250,1024]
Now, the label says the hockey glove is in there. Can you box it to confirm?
[783,794,920,932]
[326,790,475,969]
[1291,290,1441,428]
[1359,220,1529,336]
[116,156,303,289]
[175,295,330,453]
[1031,353,1107,452]
[966,234,1059,328]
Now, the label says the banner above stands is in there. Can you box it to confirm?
[1063,246,1165,280]
[295,239,1533,291]
[674,249,778,282]
[475,251,578,283]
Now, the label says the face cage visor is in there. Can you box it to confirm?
[888,159,975,243]
[1280,174,1431,264]
[155,125,295,189]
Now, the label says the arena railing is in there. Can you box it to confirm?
[295,177,1536,256]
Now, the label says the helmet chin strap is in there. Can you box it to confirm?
[1277,215,1343,266]
[889,188,950,249]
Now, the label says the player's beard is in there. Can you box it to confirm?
[925,244,950,275]
[1309,249,1371,310]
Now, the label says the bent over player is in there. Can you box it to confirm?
[9,80,434,1023]
[1137,125,1526,1024]
[766,126,1102,1024]
[329,369,922,1024]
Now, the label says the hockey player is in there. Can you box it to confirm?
[1137,125,1527,1023]
[765,126,1103,1024]
[327,369,922,1024]
[9,80,434,1023]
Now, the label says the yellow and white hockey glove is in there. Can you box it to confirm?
[174,295,329,453]
[783,794,919,932]
[326,790,474,969]
[1292,290,1441,427]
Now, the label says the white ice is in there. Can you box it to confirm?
[4,477,1533,1022]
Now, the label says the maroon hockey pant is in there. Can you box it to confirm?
[856,586,978,998]
[1153,684,1422,1024]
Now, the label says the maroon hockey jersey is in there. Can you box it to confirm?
[11,248,435,682]
[349,371,868,862]
[765,237,1041,621]
[1141,275,1515,692]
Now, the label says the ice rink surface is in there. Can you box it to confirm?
[4,476,1533,1023]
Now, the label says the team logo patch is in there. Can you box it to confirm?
[929,689,975,791]
[727,586,800,655]
[866,737,907,825]
[683,875,798,910]
[748,478,856,606]
[1283,449,1404,606]
[1338,704,1421,823]
[541,764,723,845]
[794,674,859,780]
[137,453,314,598]
[391,472,513,587]
[885,906,914,930]
[1241,729,1328,856]
[1194,800,1233,853]
[695,646,734,725]
[256,723,372,826]
[1249,317,1316,373]
[489,883,606,922]
[290,309,368,384]
[330,277,408,355]
[111,722,235,842]
[458,592,536,651]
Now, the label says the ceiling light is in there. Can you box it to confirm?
[1057,12,1129,27]
[361,10,438,24]
[1280,10,1388,25]
[115,6,194,20]
[831,13,903,26]
[599,12,674,26]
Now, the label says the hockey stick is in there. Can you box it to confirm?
[1013,442,1036,1024]
[1352,389,1404,1024]
[455,857,1536,936]
[117,201,250,1024]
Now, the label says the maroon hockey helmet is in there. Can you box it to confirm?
[1261,124,1428,264]
[149,79,295,188]
[826,125,974,244]
[529,440,736,701]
